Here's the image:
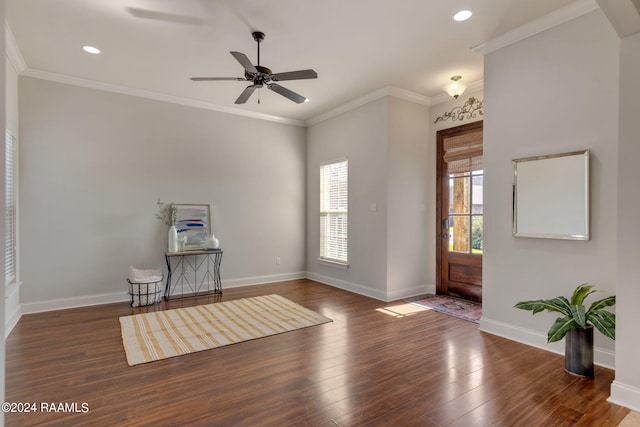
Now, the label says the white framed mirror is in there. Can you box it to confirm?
[512,150,589,240]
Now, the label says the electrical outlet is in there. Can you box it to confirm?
[276,257,282,265]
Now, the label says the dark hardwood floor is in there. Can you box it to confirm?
[5,279,628,426]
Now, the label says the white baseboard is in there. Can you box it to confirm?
[5,281,23,338]
[5,306,22,339]
[306,272,435,302]
[21,291,130,315]
[480,316,615,369]
[609,381,640,412]
[11,272,427,330]
[387,284,436,302]
[18,271,308,315]
[306,271,389,301]
[221,271,307,288]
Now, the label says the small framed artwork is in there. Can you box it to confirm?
[174,204,211,250]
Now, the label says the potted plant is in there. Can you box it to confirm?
[514,284,615,378]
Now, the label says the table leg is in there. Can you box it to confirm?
[214,252,223,293]
[164,254,172,299]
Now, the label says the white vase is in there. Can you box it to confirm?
[168,225,178,252]
[206,233,220,249]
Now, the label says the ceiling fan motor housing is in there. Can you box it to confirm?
[252,31,265,42]
[246,65,273,85]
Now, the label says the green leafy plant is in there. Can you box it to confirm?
[155,199,177,227]
[471,216,483,251]
[514,284,615,343]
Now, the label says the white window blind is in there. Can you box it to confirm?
[320,159,348,264]
[5,132,17,285]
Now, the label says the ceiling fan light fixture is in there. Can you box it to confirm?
[190,31,317,105]
[453,10,473,22]
[443,75,467,99]
[82,45,100,54]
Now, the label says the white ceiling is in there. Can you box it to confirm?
[6,0,584,123]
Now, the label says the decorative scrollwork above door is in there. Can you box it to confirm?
[434,97,484,123]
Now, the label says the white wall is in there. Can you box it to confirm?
[386,97,430,299]
[306,94,431,301]
[306,97,390,299]
[610,30,640,412]
[307,96,435,301]
[18,77,307,311]
[5,49,20,334]
[0,3,7,423]
[481,10,620,367]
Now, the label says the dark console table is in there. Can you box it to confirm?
[164,249,223,299]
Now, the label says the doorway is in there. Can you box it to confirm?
[436,121,483,302]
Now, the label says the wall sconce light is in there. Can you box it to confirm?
[443,75,467,99]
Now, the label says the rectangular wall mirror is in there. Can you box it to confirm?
[512,150,589,240]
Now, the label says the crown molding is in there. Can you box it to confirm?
[5,21,27,74]
[386,86,432,106]
[306,86,432,127]
[595,0,640,38]
[21,68,305,127]
[472,0,599,55]
[3,23,303,126]
[19,67,432,128]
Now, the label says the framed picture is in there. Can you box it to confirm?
[174,204,211,250]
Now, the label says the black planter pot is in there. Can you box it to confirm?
[565,325,594,378]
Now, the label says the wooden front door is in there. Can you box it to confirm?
[436,121,483,302]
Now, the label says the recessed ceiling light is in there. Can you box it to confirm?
[453,10,473,22]
[82,45,101,54]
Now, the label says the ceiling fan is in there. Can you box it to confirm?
[190,31,317,105]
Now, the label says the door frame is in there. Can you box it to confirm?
[436,120,484,298]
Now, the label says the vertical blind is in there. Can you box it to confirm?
[5,132,16,285]
[320,159,348,263]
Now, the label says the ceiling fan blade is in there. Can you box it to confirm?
[267,83,308,104]
[235,84,262,104]
[190,77,246,81]
[230,51,258,74]
[271,69,318,81]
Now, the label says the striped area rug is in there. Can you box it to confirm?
[119,294,332,366]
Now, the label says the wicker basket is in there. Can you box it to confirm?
[127,277,163,307]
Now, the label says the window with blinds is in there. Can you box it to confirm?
[443,130,482,174]
[5,131,17,285]
[320,159,348,264]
